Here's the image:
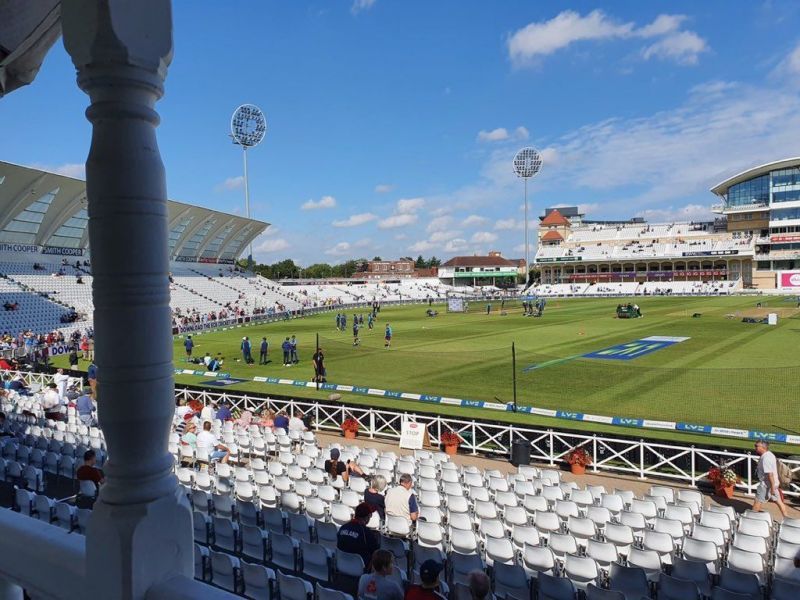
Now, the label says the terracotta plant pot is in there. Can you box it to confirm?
[343,430,357,439]
[714,484,734,499]
[444,443,459,456]
[570,463,586,475]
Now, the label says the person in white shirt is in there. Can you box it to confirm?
[195,421,229,463]
[202,353,212,368]
[384,473,419,527]
[288,411,306,433]
[752,440,788,517]
[53,368,70,400]
[41,383,63,420]
[200,402,215,423]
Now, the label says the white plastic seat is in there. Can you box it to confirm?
[682,537,720,574]
[449,527,478,555]
[627,547,662,583]
[521,544,556,579]
[604,522,634,558]
[642,529,675,566]
[240,561,274,600]
[334,548,365,580]
[563,553,600,591]
[484,536,515,567]
[512,525,540,551]
[277,569,313,600]
[725,547,765,585]
[386,515,411,538]
[209,550,239,593]
[301,540,332,583]
[416,520,444,550]
[586,539,618,574]
[548,532,579,563]
[478,518,506,541]
[732,532,768,557]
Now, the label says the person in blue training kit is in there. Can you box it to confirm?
[384,323,392,348]
[367,312,374,330]
[352,320,360,346]
[259,337,269,365]
[335,313,341,331]
[281,337,292,366]
[290,335,299,364]
[341,312,347,333]
[241,336,253,365]
[184,335,193,361]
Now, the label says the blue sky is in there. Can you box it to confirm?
[3,1,800,265]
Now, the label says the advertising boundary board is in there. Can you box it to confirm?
[173,369,800,445]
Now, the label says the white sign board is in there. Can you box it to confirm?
[399,418,427,450]
[447,297,465,312]
[768,313,778,325]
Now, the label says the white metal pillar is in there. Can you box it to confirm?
[62,1,193,598]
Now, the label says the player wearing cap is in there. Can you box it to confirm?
[404,559,448,599]
[336,502,380,570]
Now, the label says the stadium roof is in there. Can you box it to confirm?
[0,1,61,97]
[710,157,800,197]
[540,208,571,226]
[441,255,517,267]
[0,161,268,262]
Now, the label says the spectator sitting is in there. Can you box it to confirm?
[364,474,387,520]
[404,559,447,599]
[467,571,492,599]
[76,387,96,426]
[196,421,230,463]
[357,549,403,600]
[336,502,380,573]
[273,410,289,431]
[215,401,232,422]
[76,450,105,485]
[200,401,216,423]
[288,410,306,433]
[385,473,419,524]
[41,383,63,421]
[325,447,365,484]
[202,353,212,368]
[259,408,275,428]
[8,375,26,393]
[181,422,198,450]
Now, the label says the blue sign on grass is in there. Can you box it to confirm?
[583,336,689,361]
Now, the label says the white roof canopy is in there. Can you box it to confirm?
[0,161,268,262]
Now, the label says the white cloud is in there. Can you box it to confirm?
[635,203,715,222]
[471,231,498,244]
[494,218,518,230]
[477,126,530,143]
[507,10,706,68]
[427,215,453,233]
[255,238,290,253]
[30,162,86,180]
[642,31,707,65]
[332,212,377,227]
[444,238,468,253]
[214,175,243,192]
[396,197,425,214]
[394,233,407,240]
[462,214,488,227]
[378,213,418,229]
[478,128,509,142]
[375,183,393,193]
[301,195,337,210]
[635,14,686,38]
[541,79,800,208]
[773,41,800,76]
[429,230,461,243]
[325,242,352,256]
[408,240,437,253]
[351,0,375,15]
[262,226,280,236]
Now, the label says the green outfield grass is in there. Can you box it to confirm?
[54,295,800,447]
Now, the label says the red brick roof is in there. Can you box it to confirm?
[541,230,564,242]
[441,255,516,267]
[540,209,571,226]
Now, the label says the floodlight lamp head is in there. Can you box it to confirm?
[231,104,267,147]
[513,146,543,179]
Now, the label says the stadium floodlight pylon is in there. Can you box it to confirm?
[513,146,543,289]
[230,104,267,266]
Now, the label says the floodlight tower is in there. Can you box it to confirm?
[230,104,267,264]
[513,147,543,289]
